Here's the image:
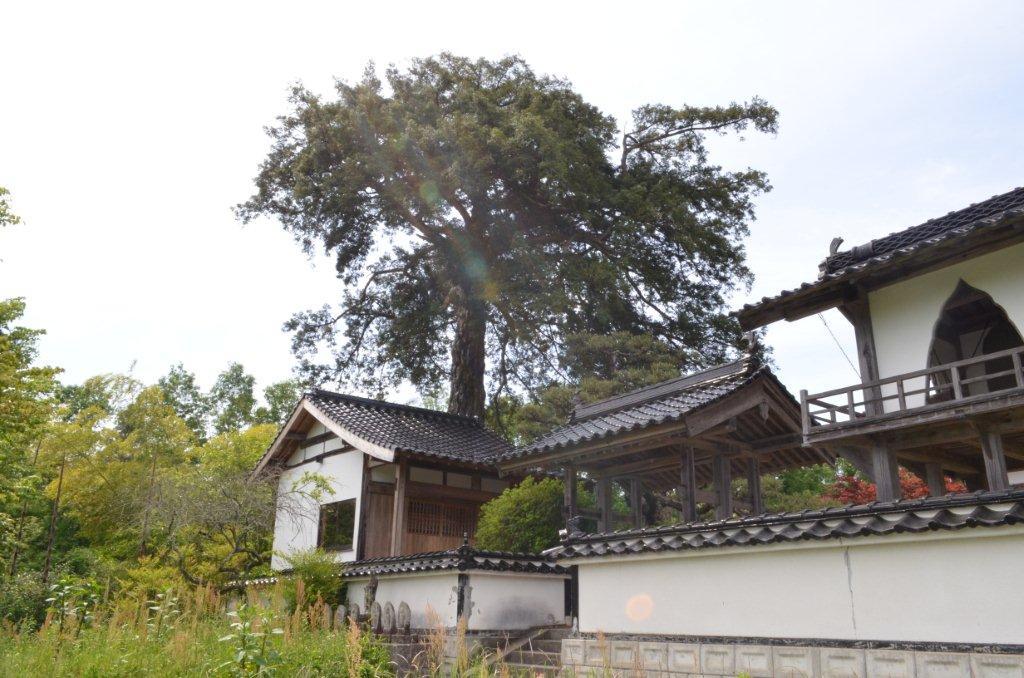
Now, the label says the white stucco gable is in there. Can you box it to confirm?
[254,397,394,478]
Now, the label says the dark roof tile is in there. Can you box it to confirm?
[307,390,512,464]
[737,186,1024,325]
[503,355,786,461]
[549,489,1024,560]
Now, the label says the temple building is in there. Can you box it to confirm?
[737,185,1024,498]
[254,389,514,569]
[255,187,1024,676]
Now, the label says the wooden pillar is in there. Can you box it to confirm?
[389,455,408,556]
[713,454,732,520]
[629,478,643,529]
[924,462,945,498]
[746,456,763,515]
[356,455,371,560]
[843,292,883,416]
[979,428,1010,491]
[563,464,578,528]
[677,445,697,523]
[871,444,901,502]
[597,477,613,532]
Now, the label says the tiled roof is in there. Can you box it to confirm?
[549,489,1024,560]
[503,355,771,461]
[341,546,567,577]
[227,547,566,588]
[737,186,1024,326]
[307,390,512,464]
[823,186,1024,274]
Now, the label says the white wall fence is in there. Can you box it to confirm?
[346,570,568,633]
[561,524,1024,677]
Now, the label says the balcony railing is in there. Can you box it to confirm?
[800,345,1024,435]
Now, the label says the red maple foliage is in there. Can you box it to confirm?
[825,468,968,505]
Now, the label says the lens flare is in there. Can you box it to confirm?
[625,593,653,621]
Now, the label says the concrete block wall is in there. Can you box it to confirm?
[560,638,1024,677]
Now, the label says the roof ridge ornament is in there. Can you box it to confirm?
[743,331,764,368]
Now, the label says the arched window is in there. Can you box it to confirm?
[927,280,1024,402]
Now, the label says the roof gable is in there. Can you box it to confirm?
[504,355,785,461]
[255,390,513,474]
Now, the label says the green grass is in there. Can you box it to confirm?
[0,585,393,677]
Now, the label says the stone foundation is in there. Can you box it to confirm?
[560,637,1024,677]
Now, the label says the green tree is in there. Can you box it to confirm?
[512,332,684,442]
[0,186,20,228]
[474,477,564,553]
[158,364,209,442]
[159,424,280,585]
[0,299,60,575]
[239,54,777,417]
[117,386,195,556]
[255,379,302,427]
[208,363,257,435]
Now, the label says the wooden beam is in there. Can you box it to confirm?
[925,462,945,498]
[894,449,979,475]
[629,478,643,529]
[597,477,613,532]
[389,456,408,556]
[978,427,1010,491]
[686,385,768,437]
[747,457,763,515]
[300,431,338,449]
[713,453,732,520]
[497,421,691,471]
[678,445,697,523]
[356,454,371,560]
[806,393,1024,446]
[871,443,901,502]
[703,431,754,451]
[563,464,577,528]
[843,291,881,416]
[751,432,803,454]
[404,481,498,503]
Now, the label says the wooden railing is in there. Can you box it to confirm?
[800,346,1024,435]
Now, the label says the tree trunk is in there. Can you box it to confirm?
[41,451,67,585]
[9,439,42,577]
[447,293,487,419]
[138,452,160,557]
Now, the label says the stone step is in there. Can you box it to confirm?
[524,639,564,654]
[504,650,561,667]
[502,663,562,677]
[537,627,572,641]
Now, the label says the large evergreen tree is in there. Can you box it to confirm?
[239,54,777,417]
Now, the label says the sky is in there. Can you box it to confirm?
[2,1,1023,405]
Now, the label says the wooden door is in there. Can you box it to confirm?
[361,487,394,559]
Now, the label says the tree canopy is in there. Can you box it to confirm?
[239,54,777,417]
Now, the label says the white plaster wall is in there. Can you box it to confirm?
[573,526,1024,644]
[347,573,460,629]
[271,423,364,570]
[869,242,1024,409]
[465,573,567,631]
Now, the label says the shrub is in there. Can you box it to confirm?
[278,549,343,611]
[0,573,48,627]
[475,476,564,553]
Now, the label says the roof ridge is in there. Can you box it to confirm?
[570,355,753,422]
[308,389,485,427]
[565,487,1024,543]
